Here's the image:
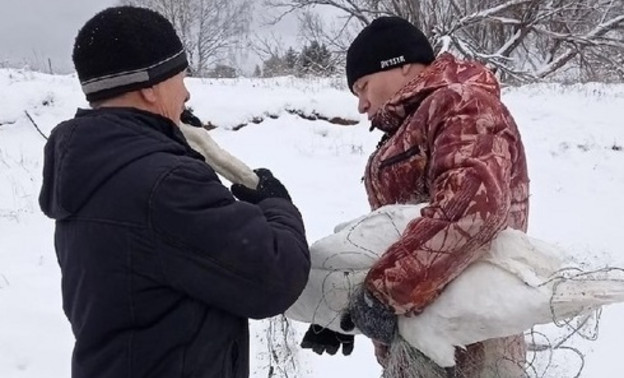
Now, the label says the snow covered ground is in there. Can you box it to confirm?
[1,69,623,377]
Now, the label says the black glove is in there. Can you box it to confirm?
[180,108,203,127]
[230,168,291,204]
[301,324,354,356]
[340,287,397,345]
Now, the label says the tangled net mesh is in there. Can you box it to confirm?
[379,267,624,378]
[260,315,299,378]
[289,211,624,378]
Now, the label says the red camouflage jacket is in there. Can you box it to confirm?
[364,53,530,315]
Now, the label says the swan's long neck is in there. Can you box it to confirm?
[179,123,259,189]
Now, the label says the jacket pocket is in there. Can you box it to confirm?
[378,145,421,170]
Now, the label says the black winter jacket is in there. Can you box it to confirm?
[39,107,310,378]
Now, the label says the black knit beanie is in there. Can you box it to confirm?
[346,17,434,92]
[72,6,188,102]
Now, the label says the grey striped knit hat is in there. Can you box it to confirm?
[72,6,188,102]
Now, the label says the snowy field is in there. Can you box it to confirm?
[1,69,624,377]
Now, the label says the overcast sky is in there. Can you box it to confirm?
[0,0,118,73]
[0,0,306,74]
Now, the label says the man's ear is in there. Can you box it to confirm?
[139,87,158,104]
[402,63,427,78]
[401,64,412,76]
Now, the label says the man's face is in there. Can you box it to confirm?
[352,64,425,119]
[152,70,190,125]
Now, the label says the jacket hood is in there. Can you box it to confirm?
[371,53,501,133]
[39,107,200,220]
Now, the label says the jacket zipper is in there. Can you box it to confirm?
[378,145,421,169]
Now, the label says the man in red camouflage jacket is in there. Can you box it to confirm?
[301,16,530,377]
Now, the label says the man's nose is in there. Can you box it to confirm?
[357,96,369,114]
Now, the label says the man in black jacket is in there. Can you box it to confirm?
[38,6,310,378]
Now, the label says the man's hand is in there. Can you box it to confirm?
[301,324,354,356]
[340,287,397,345]
[230,168,291,204]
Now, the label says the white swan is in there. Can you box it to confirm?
[284,204,624,368]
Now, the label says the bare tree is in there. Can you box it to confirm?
[121,0,252,76]
[250,33,288,63]
[248,33,287,77]
[297,9,357,54]
[266,0,624,83]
